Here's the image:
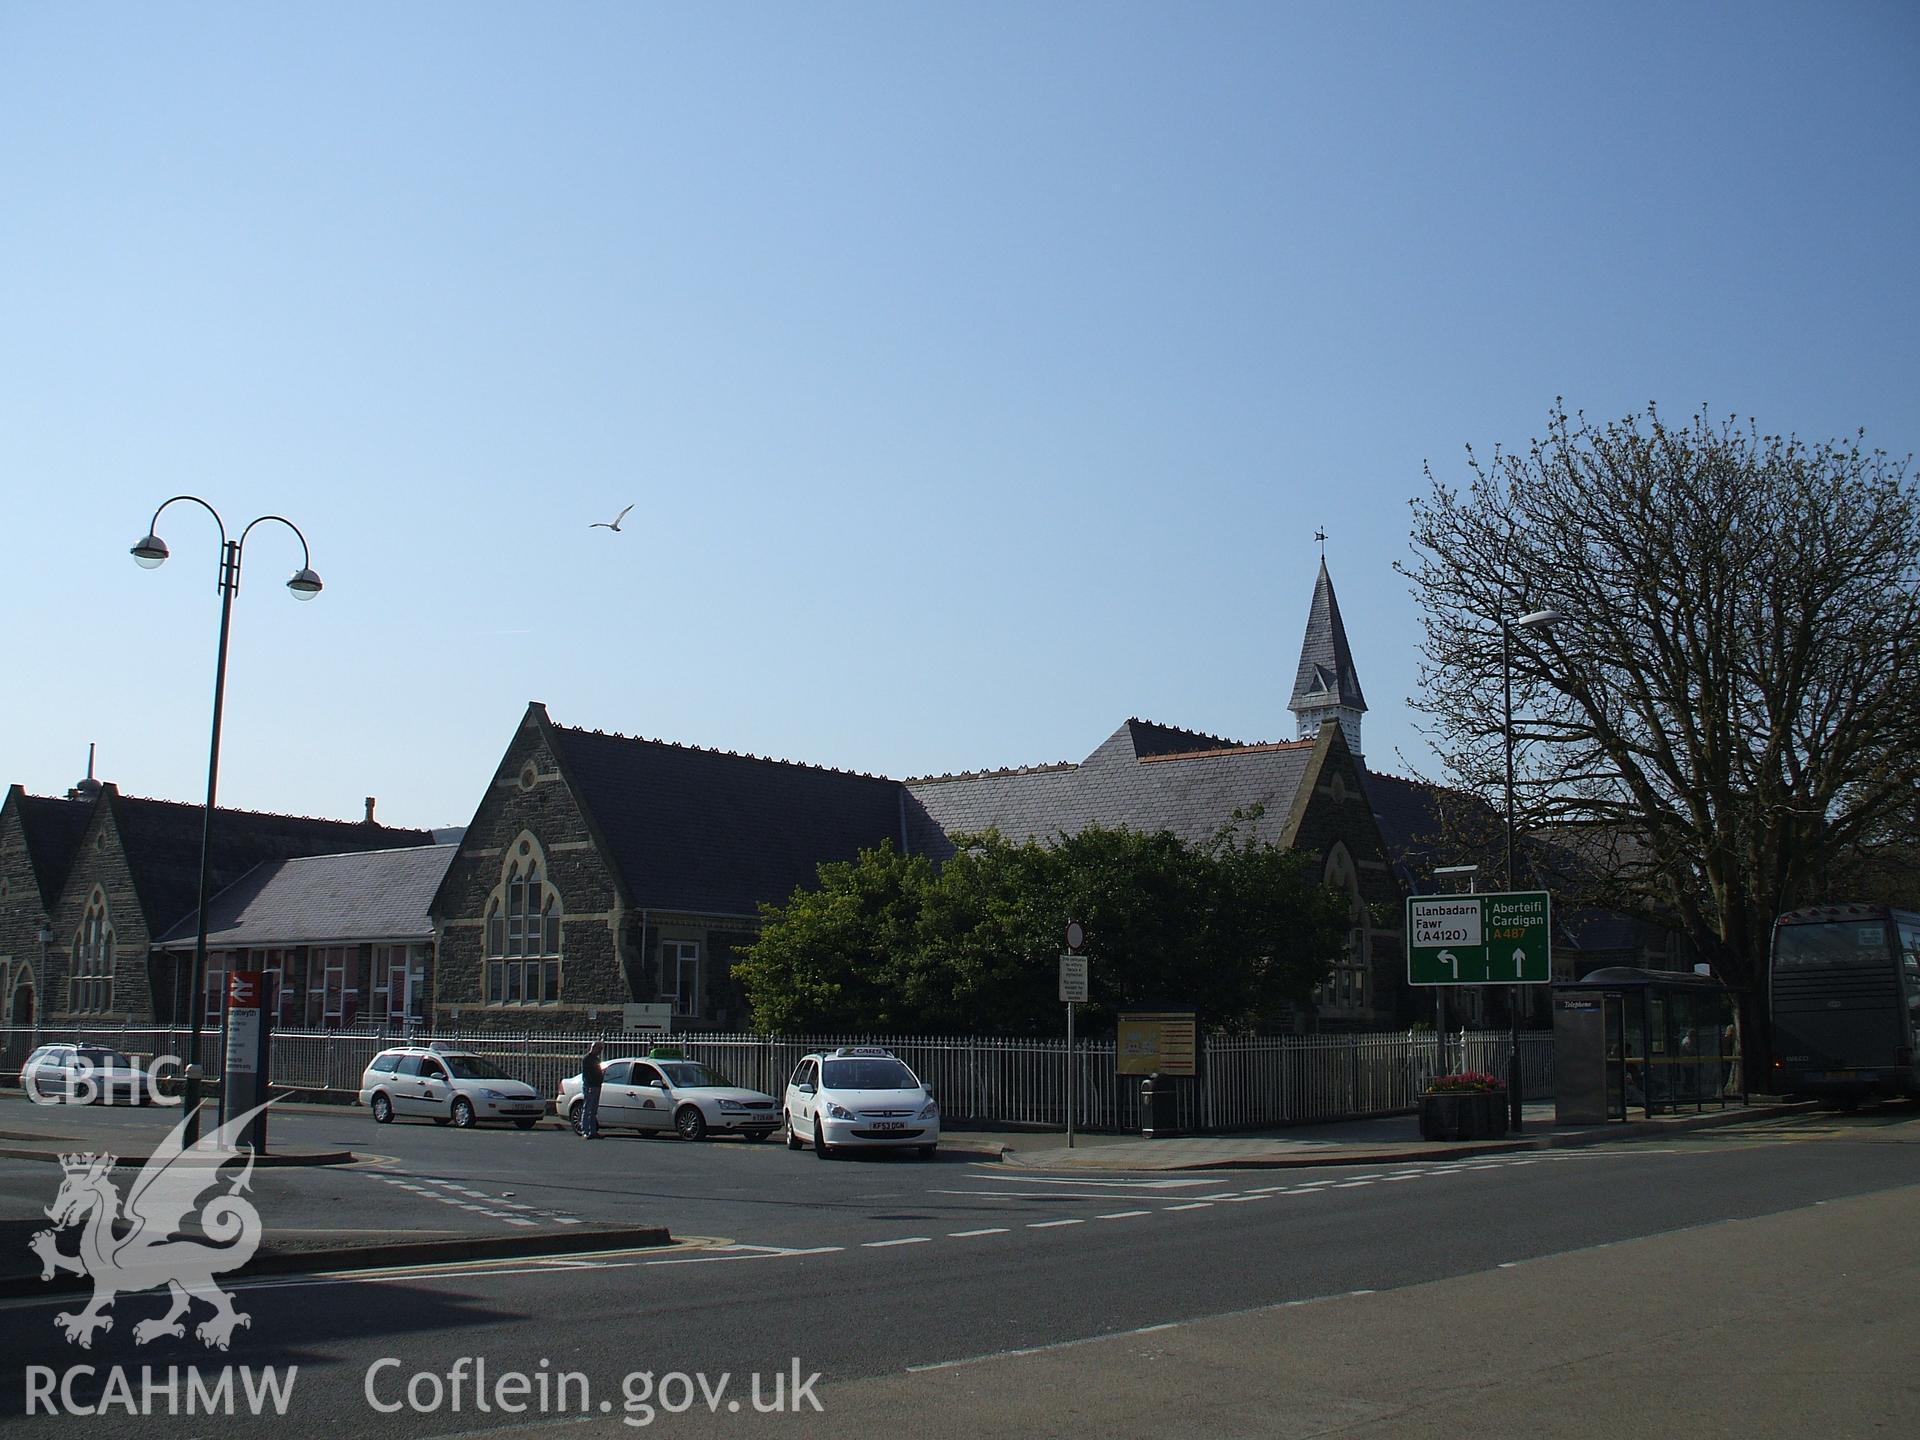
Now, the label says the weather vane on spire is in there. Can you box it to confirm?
[1314,527,1328,559]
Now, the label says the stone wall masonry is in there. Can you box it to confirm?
[433,724,624,1024]
[43,807,157,1025]
[0,809,51,1022]
[1291,739,1407,1028]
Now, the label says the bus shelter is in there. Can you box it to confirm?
[1552,967,1742,1124]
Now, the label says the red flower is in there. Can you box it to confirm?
[1426,1070,1506,1094]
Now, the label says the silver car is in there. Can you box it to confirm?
[21,1044,156,1105]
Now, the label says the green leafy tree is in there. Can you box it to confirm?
[727,843,935,1033]
[733,820,1350,1034]
[1403,402,1920,1071]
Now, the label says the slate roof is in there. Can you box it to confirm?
[154,844,459,950]
[905,719,1318,859]
[1361,768,1521,894]
[1289,558,1367,713]
[547,720,906,916]
[96,785,436,935]
[9,789,94,909]
[1360,770,1454,885]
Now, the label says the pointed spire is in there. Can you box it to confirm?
[1288,557,1367,760]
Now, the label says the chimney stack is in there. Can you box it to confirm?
[364,796,377,824]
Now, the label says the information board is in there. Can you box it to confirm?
[1117,1011,1197,1076]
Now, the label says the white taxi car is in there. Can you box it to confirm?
[783,1046,939,1159]
[358,1045,545,1129]
[555,1052,780,1141]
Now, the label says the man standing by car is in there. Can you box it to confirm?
[580,1038,605,1139]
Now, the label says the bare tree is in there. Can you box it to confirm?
[1402,402,1920,1072]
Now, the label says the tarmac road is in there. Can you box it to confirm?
[2,1100,1917,1437]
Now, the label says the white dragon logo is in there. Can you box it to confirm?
[30,1102,273,1350]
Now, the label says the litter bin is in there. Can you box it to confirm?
[1141,1073,1181,1138]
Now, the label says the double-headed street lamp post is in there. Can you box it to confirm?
[132,498,322,1143]
[1502,606,1562,1131]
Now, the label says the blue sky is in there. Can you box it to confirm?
[4,3,1916,832]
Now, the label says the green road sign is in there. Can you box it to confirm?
[1407,891,1552,986]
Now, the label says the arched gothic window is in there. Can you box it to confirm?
[70,889,114,1014]
[484,836,563,1006]
[1316,844,1369,1011]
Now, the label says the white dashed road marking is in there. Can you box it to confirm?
[368,1171,582,1229]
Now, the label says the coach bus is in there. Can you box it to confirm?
[1769,904,1920,1102]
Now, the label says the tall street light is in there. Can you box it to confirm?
[1503,606,1562,1131]
[132,498,322,1143]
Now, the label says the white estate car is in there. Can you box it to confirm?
[783,1047,940,1160]
[555,1054,780,1141]
[358,1045,545,1129]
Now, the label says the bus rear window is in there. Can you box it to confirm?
[1774,922,1892,970]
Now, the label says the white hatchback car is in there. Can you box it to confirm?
[358,1046,545,1129]
[783,1047,940,1159]
[555,1054,780,1141]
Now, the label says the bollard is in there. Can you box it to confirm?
[1141,1072,1181,1139]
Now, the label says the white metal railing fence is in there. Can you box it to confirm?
[0,1023,1553,1133]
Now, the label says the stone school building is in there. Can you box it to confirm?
[7,560,1447,1035]
[0,777,431,1035]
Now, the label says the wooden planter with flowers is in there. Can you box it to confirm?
[1419,1072,1510,1140]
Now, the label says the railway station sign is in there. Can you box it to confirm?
[1407,891,1552,986]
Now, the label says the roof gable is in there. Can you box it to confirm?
[6,787,93,910]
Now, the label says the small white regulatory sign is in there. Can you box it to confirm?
[623,1002,673,1033]
[1059,955,1089,1004]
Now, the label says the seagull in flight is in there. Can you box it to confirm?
[590,503,635,533]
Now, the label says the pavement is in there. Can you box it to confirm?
[0,1088,1811,1299]
[969,1094,1817,1169]
[729,1178,1920,1439]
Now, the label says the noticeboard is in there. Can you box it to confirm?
[1117,1011,1197,1076]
